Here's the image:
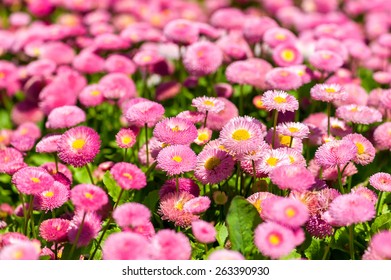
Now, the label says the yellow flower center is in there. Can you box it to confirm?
[72,139,86,150]
[175,199,185,210]
[203,100,215,107]
[288,127,299,133]
[43,191,54,198]
[198,132,209,142]
[275,33,286,41]
[172,155,182,163]
[91,90,101,96]
[13,250,24,260]
[355,142,365,155]
[281,49,295,62]
[285,206,296,218]
[266,157,279,166]
[279,135,292,146]
[268,233,281,246]
[350,106,358,112]
[122,136,132,145]
[289,155,295,164]
[322,53,332,60]
[204,156,221,170]
[20,128,28,135]
[0,135,4,142]
[232,129,251,141]
[32,47,40,56]
[0,72,5,79]
[274,96,287,103]
[171,125,181,132]
[84,192,94,199]
[123,173,133,180]
[256,100,263,108]
[142,55,152,63]
[197,50,204,57]
[31,177,40,183]
[325,87,336,93]
[253,199,262,212]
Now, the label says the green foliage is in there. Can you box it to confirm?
[103,171,129,204]
[215,223,228,247]
[371,213,391,234]
[226,196,262,256]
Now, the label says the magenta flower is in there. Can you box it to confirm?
[39,218,70,242]
[343,134,375,166]
[191,220,216,244]
[113,202,151,229]
[314,139,357,168]
[0,147,25,175]
[99,73,136,100]
[103,232,150,260]
[336,105,382,125]
[263,27,297,48]
[369,172,391,192]
[125,100,165,128]
[276,122,309,139]
[34,181,69,211]
[159,178,200,198]
[0,240,40,260]
[57,126,101,168]
[265,68,302,91]
[110,162,147,190]
[115,128,136,149]
[156,145,197,177]
[191,96,225,114]
[36,134,61,154]
[67,211,101,247]
[153,117,198,145]
[270,165,315,192]
[78,84,105,107]
[262,90,299,113]
[272,44,303,67]
[247,192,276,219]
[208,249,245,260]
[311,84,347,103]
[163,19,199,45]
[12,166,54,195]
[70,184,108,212]
[373,122,391,151]
[149,229,191,260]
[183,196,211,214]
[309,50,343,72]
[183,41,223,76]
[46,105,86,129]
[363,231,391,260]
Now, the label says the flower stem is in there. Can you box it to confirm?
[145,123,149,167]
[239,85,244,116]
[89,189,125,260]
[175,175,179,193]
[252,160,257,190]
[124,148,128,162]
[272,110,279,149]
[336,165,344,194]
[349,225,355,260]
[203,111,209,128]
[53,153,59,173]
[85,164,95,185]
[69,211,87,259]
[376,191,384,216]
[327,102,331,137]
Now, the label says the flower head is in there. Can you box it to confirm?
[156,145,197,176]
[70,184,108,212]
[163,19,199,45]
[113,202,151,229]
[36,134,62,154]
[373,122,391,151]
[57,126,101,167]
[34,181,69,211]
[149,229,191,260]
[309,50,343,72]
[46,105,86,129]
[39,218,70,242]
[191,96,225,114]
[276,122,309,139]
[0,240,40,260]
[125,100,165,128]
[369,172,391,192]
[159,178,200,198]
[363,231,391,260]
[153,117,198,145]
[261,90,299,113]
[103,232,150,260]
[310,84,347,103]
[183,196,211,214]
[67,211,101,247]
[314,139,357,168]
[208,249,245,260]
[336,105,382,125]
[110,162,147,190]
[272,44,303,67]
[192,220,216,244]
[265,68,302,91]
[270,165,315,192]
[12,166,54,195]
[115,128,136,149]
[184,41,223,76]
[343,134,375,166]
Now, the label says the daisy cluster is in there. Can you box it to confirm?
[0,0,390,261]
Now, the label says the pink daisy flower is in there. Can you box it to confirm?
[208,249,245,260]
[39,218,70,242]
[191,96,225,114]
[125,100,165,128]
[183,196,211,214]
[265,68,302,91]
[351,186,378,205]
[113,202,151,229]
[115,128,136,149]
[125,221,155,239]
[67,211,101,247]
[263,27,297,48]
[183,41,223,77]
[41,162,72,184]
[158,192,199,227]
[194,127,213,146]
[276,122,309,139]
[243,16,278,44]
[219,116,264,156]
[72,51,105,74]
[70,184,108,212]
[176,111,205,124]
[261,90,299,113]
[46,105,86,129]
[57,126,101,168]
[36,134,61,154]
[149,229,191,260]
[10,135,35,152]
[191,220,216,244]
[270,165,315,192]
[156,145,197,176]
[206,98,239,131]
[373,122,391,151]
[153,117,198,145]
[343,134,375,166]
[12,166,54,195]
[132,49,164,67]
[0,240,40,260]
[325,193,375,226]
[103,232,150,260]
[34,181,69,211]
[314,139,357,168]
[336,105,382,125]
[272,44,303,67]
[78,84,105,108]
[159,178,200,198]
[14,122,41,140]
[310,84,347,103]
[110,162,147,190]
[0,147,25,175]
[155,81,181,102]
[262,197,309,228]
[257,148,291,174]
[309,50,343,72]
[99,73,136,100]
[247,192,276,219]
[210,8,244,30]
[163,19,199,45]
[104,54,136,75]
[214,83,233,98]
[254,221,302,259]
[362,231,391,260]
[194,148,235,185]
[369,172,391,192]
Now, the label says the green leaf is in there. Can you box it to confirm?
[142,190,160,212]
[226,196,262,255]
[371,213,391,234]
[305,238,325,260]
[331,228,349,253]
[0,110,12,129]
[281,249,301,260]
[215,223,228,247]
[103,171,129,203]
[71,166,91,184]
